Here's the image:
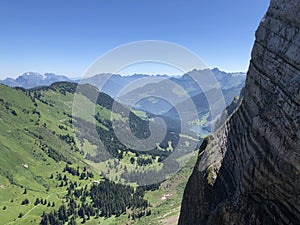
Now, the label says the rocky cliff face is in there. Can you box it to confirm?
[179,0,300,224]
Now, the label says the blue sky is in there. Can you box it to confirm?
[0,0,269,79]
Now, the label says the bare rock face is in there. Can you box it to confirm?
[179,0,300,224]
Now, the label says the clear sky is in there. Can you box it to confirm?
[0,0,269,79]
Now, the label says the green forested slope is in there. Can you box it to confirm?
[0,83,197,225]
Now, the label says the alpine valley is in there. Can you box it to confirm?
[0,69,245,225]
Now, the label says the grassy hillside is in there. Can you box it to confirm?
[0,83,198,225]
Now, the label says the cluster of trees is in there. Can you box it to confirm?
[53,173,69,187]
[49,165,94,188]
[94,113,112,129]
[32,108,41,117]
[35,82,76,96]
[90,180,149,218]
[24,128,43,140]
[40,205,72,225]
[50,82,77,94]
[58,124,67,130]
[39,141,68,162]
[31,91,53,106]
[63,164,80,176]
[128,111,150,139]
[0,98,18,116]
[21,198,29,205]
[59,134,79,152]
[136,157,153,166]
[34,198,55,207]
[0,98,9,109]
[40,179,151,224]
[63,164,94,180]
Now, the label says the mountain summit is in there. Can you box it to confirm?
[0,72,73,89]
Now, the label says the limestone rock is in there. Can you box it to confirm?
[179,0,300,224]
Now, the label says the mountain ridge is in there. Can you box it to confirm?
[0,72,75,89]
[0,68,246,96]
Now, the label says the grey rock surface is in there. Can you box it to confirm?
[179,0,300,224]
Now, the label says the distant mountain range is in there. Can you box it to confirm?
[1,69,246,129]
[82,69,246,120]
[0,68,246,97]
[80,68,246,99]
[0,72,75,89]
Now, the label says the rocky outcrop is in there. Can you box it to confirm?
[179,0,300,224]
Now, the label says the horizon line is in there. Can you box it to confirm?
[0,67,247,80]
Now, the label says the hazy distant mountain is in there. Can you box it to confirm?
[81,68,246,99]
[0,72,74,89]
[96,68,246,115]
[1,68,246,98]
[81,73,169,98]
[211,67,246,89]
[89,68,246,138]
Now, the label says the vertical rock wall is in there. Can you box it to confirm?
[179,0,300,224]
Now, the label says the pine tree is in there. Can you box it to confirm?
[58,205,68,222]
[34,198,40,205]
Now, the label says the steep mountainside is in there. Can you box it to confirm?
[0,83,152,224]
[0,82,200,224]
[179,0,300,224]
